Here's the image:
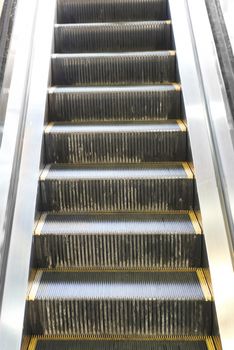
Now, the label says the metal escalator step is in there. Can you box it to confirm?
[54,21,172,53]
[26,270,212,336]
[57,0,168,24]
[34,212,202,269]
[51,52,176,86]
[25,337,215,350]
[48,85,180,122]
[44,121,186,164]
[40,163,193,212]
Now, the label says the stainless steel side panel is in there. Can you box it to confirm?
[169,0,234,348]
[0,1,56,349]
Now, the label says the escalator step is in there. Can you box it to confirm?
[57,0,168,23]
[54,21,172,53]
[26,270,212,336]
[48,85,181,122]
[25,338,214,350]
[51,52,176,86]
[34,212,202,269]
[44,121,186,164]
[40,163,194,212]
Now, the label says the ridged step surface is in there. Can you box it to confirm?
[57,0,168,23]
[54,22,172,53]
[51,52,176,86]
[48,85,181,122]
[44,121,186,164]
[34,212,202,269]
[27,270,211,336]
[26,338,214,350]
[40,163,193,212]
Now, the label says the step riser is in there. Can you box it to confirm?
[40,178,193,212]
[34,234,202,269]
[51,54,176,86]
[27,299,211,336]
[45,131,186,164]
[54,22,172,53]
[57,0,168,23]
[48,89,180,122]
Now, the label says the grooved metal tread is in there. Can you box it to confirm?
[45,120,184,133]
[57,0,168,23]
[26,271,212,336]
[54,21,172,53]
[28,270,210,300]
[51,51,176,85]
[33,212,202,269]
[41,163,192,180]
[44,120,186,164]
[40,163,193,212]
[48,85,180,122]
[25,337,216,350]
[35,212,199,236]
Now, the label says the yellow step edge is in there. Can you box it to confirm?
[189,211,202,235]
[203,268,214,299]
[196,269,213,302]
[29,268,212,274]
[195,211,203,229]
[34,213,47,236]
[188,162,196,177]
[169,50,176,56]
[212,336,222,350]
[182,162,193,179]
[26,336,217,350]
[21,336,30,350]
[166,20,172,25]
[44,122,54,134]
[37,210,193,216]
[173,83,181,91]
[27,269,38,298]
[27,338,37,350]
[28,268,212,297]
[31,267,202,274]
[34,210,201,236]
[29,267,202,274]
[176,119,186,132]
[40,164,51,181]
[206,337,216,350]
[27,270,43,301]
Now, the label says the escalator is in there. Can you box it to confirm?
[20,0,221,349]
